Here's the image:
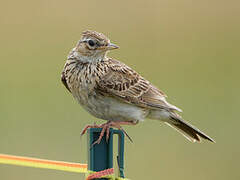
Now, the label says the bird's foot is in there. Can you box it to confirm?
[105,121,136,143]
[81,121,137,146]
[80,122,101,136]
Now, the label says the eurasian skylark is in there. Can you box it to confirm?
[61,30,214,144]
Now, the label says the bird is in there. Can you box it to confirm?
[61,30,215,145]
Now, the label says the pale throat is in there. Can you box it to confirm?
[70,48,107,63]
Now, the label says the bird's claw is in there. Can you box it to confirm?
[81,121,134,148]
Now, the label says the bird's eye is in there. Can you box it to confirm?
[88,40,95,47]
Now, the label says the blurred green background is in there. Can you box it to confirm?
[0,0,239,179]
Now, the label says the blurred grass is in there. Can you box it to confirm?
[0,0,239,179]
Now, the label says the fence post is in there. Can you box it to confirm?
[88,128,125,179]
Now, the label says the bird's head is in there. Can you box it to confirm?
[71,30,119,62]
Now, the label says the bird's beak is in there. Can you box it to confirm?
[106,43,119,50]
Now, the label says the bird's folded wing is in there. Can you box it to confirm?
[96,58,182,112]
[61,71,71,92]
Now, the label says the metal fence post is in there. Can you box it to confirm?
[88,128,125,179]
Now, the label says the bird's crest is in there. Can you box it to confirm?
[82,30,110,45]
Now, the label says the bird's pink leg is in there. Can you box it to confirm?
[80,123,103,136]
[91,124,108,146]
[106,121,138,143]
[93,121,138,144]
[81,121,138,145]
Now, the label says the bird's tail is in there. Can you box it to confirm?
[166,113,215,143]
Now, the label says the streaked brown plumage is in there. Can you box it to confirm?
[61,30,215,143]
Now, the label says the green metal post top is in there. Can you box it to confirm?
[87,128,125,179]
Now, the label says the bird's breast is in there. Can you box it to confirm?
[80,93,149,122]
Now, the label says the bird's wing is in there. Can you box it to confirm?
[96,58,182,112]
[61,71,71,92]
